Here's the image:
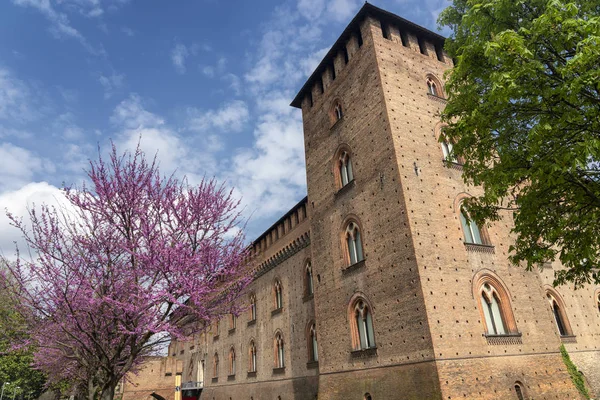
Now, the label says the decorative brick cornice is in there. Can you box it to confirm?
[560,335,577,344]
[254,232,311,278]
[427,93,448,104]
[465,243,495,254]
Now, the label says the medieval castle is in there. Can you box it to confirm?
[124,3,600,399]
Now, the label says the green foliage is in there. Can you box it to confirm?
[439,0,600,286]
[560,344,590,398]
[0,277,46,400]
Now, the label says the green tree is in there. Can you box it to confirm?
[439,0,600,286]
[0,273,46,400]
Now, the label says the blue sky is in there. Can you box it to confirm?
[0,0,448,251]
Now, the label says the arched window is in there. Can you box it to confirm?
[275,332,285,368]
[460,206,488,245]
[345,221,364,265]
[229,347,236,376]
[248,340,257,372]
[213,353,219,378]
[274,280,283,310]
[426,76,443,97]
[305,260,314,296]
[474,272,518,336]
[441,140,457,163]
[338,151,354,187]
[350,297,375,350]
[597,292,600,313]
[250,294,256,321]
[229,313,236,330]
[215,319,220,336]
[546,290,573,337]
[514,382,525,400]
[307,322,318,362]
[334,102,343,121]
[364,394,373,400]
[480,283,507,335]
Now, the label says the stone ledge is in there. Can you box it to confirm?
[485,333,522,345]
[560,335,577,344]
[335,179,355,198]
[303,293,314,302]
[247,319,256,327]
[228,328,236,335]
[306,361,319,369]
[272,367,286,375]
[211,377,218,383]
[247,371,257,378]
[464,243,495,254]
[427,93,447,103]
[213,335,219,341]
[227,375,235,381]
[443,159,463,170]
[350,347,378,358]
[342,259,366,275]
[271,307,283,317]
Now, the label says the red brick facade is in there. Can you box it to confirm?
[162,4,600,400]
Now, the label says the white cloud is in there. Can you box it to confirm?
[297,0,325,20]
[110,94,164,129]
[12,0,101,54]
[0,143,55,192]
[0,182,68,259]
[171,43,189,74]
[52,112,85,141]
[98,72,125,99]
[186,100,250,133]
[0,68,37,123]
[326,0,361,22]
[299,47,329,77]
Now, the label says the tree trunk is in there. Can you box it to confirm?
[99,384,115,400]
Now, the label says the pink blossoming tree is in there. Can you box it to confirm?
[1,145,250,400]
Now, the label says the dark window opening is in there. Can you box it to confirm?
[435,44,445,62]
[553,302,567,336]
[400,31,409,47]
[515,384,524,400]
[307,92,313,107]
[418,37,428,55]
[381,21,389,40]
[343,47,349,64]
[357,30,363,47]
[318,79,324,94]
[330,63,336,81]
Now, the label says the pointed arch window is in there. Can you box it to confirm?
[274,280,283,310]
[307,322,318,362]
[249,294,257,322]
[481,283,506,335]
[228,347,236,376]
[274,332,285,368]
[596,292,600,313]
[339,151,354,187]
[441,140,458,163]
[229,313,236,331]
[460,206,488,245]
[350,298,375,350]
[249,340,257,373]
[213,353,219,378]
[305,260,314,296]
[546,290,573,337]
[334,102,343,121]
[345,221,364,265]
[514,382,525,400]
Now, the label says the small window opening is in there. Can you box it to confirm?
[418,37,428,55]
[307,92,313,108]
[435,43,445,62]
[330,63,336,81]
[364,394,373,400]
[597,293,600,313]
[381,21,389,40]
[514,383,524,400]
[400,30,409,47]
[318,79,324,94]
[357,30,363,47]
[343,47,349,64]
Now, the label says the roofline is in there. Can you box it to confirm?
[290,2,446,108]
[250,196,308,246]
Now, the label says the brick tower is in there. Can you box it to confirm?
[292,3,597,399]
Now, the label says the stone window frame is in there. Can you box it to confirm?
[545,286,574,337]
[514,381,526,400]
[329,98,344,126]
[341,216,365,268]
[304,259,314,298]
[273,278,283,311]
[274,330,285,369]
[453,194,493,249]
[472,270,519,336]
[228,346,236,376]
[348,293,376,351]
[213,352,219,378]
[333,144,355,191]
[248,339,257,373]
[306,320,318,363]
[249,293,257,322]
[434,122,463,167]
[425,73,444,98]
